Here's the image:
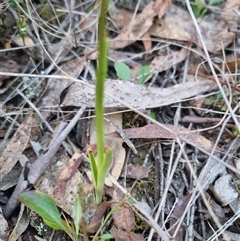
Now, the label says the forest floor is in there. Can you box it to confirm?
[1,0,240,241]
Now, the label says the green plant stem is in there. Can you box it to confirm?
[96,0,108,168]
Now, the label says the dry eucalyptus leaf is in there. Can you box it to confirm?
[108,6,132,30]
[106,124,218,153]
[111,205,145,241]
[87,201,113,234]
[169,193,192,240]
[196,18,235,54]
[196,0,239,54]
[8,204,29,241]
[112,228,146,241]
[120,164,150,179]
[57,152,83,197]
[109,7,152,52]
[36,57,85,119]
[219,59,240,73]
[112,205,135,231]
[62,79,216,109]
[0,163,21,191]
[220,231,240,241]
[0,111,33,180]
[0,59,19,83]
[204,192,226,220]
[150,47,189,73]
[13,36,35,48]
[142,32,152,52]
[0,208,9,241]
[109,0,171,49]
[35,148,84,216]
[149,4,195,41]
[221,0,239,30]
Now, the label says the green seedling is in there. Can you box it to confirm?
[9,0,28,38]
[114,62,131,81]
[9,0,23,10]
[192,0,224,18]
[14,14,27,36]
[204,92,227,111]
[150,111,157,121]
[114,62,153,84]
[137,65,153,84]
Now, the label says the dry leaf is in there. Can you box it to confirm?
[57,152,83,198]
[220,231,240,241]
[87,201,113,234]
[109,0,171,49]
[0,59,19,82]
[108,6,132,30]
[150,47,189,73]
[35,148,84,216]
[220,59,240,72]
[0,207,9,241]
[62,79,216,109]
[141,32,152,53]
[0,111,33,180]
[111,205,145,241]
[120,164,150,179]
[196,0,239,53]
[221,0,239,30]
[13,36,35,48]
[112,229,145,241]
[204,192,225,220]
[106,124,219,153]
[112,205,135,231]
[169,193,192,240]
[36,57,85,119]
[149,4,195,41]
[8,204,29,241]
[196,18,235,53]
[109,7,152,52]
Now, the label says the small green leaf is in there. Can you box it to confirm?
[114,62,131,81]
[9,0,23,10]
[19,191,66,231]
[127,198,135,204]
[195,0,205,12]
[73,194,82,235]
[192,5,201,17]
[100,233,114,240]
[209,0,224,5]
[150,111,156,120]
[89,151,98,187]
[204,98,213,105]
[216,92,223,101]
[137,66,153,84]
[96,149,112,204]
[98,150,112,185]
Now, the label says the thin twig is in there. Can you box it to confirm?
[104,116,138,154]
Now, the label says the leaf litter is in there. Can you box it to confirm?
[0,0,240,241]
